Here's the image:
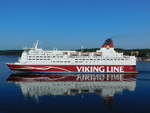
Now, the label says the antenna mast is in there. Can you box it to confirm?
[34,40,39,49]
[81,45,84,52]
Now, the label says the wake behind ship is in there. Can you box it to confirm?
[6,39,137,73]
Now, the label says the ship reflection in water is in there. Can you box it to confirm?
[7,73,136,103]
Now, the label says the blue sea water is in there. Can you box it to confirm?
[0,56,150,113]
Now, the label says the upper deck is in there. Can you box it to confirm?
[16,39,136,65]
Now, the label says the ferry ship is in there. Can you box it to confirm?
[7,39,137,73]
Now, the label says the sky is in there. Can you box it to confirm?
[0,0,150,50]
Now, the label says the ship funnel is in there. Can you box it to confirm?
[102,38,114,48]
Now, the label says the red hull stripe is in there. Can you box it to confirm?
[7,64,138,73]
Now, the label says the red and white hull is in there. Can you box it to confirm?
[7,64,137,73]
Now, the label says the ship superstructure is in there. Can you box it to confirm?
[7,39,137,73]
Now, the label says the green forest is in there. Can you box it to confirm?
[0,50,23,56]
[77,48,150,57]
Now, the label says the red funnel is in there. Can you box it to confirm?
[102,39,114,48]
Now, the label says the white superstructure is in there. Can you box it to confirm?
[18,40,136,66]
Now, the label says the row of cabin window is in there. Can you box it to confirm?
[70,54,101,56]
[52,61,70,63]
[27,58,128,61]
[28,59,50,60]
[27,59,71,63]
[75,59,128,61]
[28,56,63,58]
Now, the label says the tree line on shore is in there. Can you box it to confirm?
[0,48,150,57]
[77,48,150,57]
[0,50,23,56]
